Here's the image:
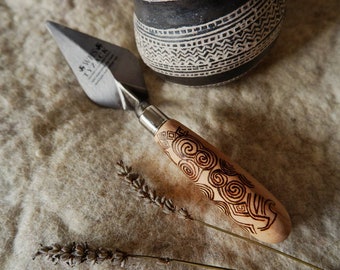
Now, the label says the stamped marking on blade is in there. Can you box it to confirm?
[46,21,148,109]
[78,42,118,86]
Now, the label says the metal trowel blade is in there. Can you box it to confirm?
[46,21,148,110]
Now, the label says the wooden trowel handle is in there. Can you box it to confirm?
[154,119,291,243]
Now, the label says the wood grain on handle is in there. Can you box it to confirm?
[154,119,291,243]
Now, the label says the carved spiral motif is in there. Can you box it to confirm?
[214,201,231,216]
[173,136,202,159]
[220,180,246,203]
[157,123,279,235]
[195,148,218,170]
[173,135,218,171]
[208,169,228,188]
[197,183,215,200]
[178,159,200,181]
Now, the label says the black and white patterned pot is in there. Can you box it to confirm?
[134,0,286,86]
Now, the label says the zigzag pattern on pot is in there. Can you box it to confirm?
[134,0,285,78]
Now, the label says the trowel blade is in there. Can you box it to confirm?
[46,21,148,109]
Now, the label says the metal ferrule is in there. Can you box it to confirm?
[137,102,168,135]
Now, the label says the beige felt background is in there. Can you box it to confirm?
[1,0,339,269]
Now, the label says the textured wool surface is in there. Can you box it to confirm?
[1,1,340,269]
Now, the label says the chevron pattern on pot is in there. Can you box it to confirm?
[134,0,286,79]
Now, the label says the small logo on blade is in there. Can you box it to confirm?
[78,42,118,86]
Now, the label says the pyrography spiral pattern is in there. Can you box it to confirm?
[195,148,218,170]
[214,201,231,216]
[208,169,228,188]
[172,136,202,159]
[196,183,215,200]
[178,159,200,181]
[220,180,247,203]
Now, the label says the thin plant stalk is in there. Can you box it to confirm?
[33,242,232,270]
[129,254,233,270]
[116,160,323,270]
[195,220,322,270]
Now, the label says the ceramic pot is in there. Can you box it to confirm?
[134,0,286,86]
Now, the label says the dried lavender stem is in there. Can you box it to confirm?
[195,220,322,270]
[116,160,193,220]
[116,160,323,270]
[129,254,233,270]
[33,242,232,270]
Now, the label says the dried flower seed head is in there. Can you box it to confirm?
[33,242,128,267]
[111,249,128,267]
[33,242,232,270]
[74,243,86,256]
[36,245,51,255]
[165,199,175,212]
[34,160,321,270]
[178,208,193,220]
[50,243,62,253]
[127,173,139,182]
[116,161,194,220]
[61,242,74,253]
[86,250,97,263]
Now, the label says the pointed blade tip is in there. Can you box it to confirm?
[45,20,56,30]
[45,21,67,37]
[45,21,148,110]
[45,21,60,39]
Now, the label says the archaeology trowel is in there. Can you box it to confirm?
[46,21,291,243]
